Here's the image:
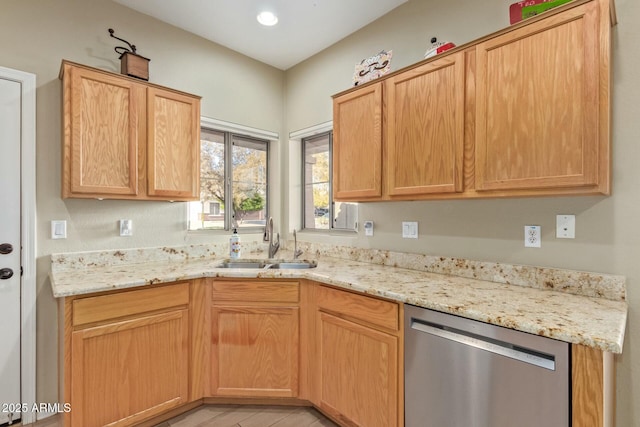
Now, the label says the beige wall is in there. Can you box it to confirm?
[2,0,638,425]
[0,0,285,405]
[285,0,639,426]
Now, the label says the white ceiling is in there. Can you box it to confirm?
[113,0,408,70]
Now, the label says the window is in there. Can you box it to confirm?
[189,128,269,231]
[302,131,357,231]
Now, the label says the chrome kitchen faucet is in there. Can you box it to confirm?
[267,217,280,258]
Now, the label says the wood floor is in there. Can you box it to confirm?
[24,405,338,427]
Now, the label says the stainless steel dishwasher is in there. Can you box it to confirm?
[405,304,570,427]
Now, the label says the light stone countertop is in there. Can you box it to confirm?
[49,243,628,354]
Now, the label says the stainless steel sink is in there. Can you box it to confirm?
[214,259,317,269]
[269,260,317,269]
[215,260,270,269]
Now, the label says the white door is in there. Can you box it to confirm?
[0,75,23,424]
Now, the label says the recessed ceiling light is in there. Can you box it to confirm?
[257,11,278,26]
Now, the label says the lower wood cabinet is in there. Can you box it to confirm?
[210,306,299,397]
[312,285,403,427]
[572,344,616,427]
[317,312,399,427]
[71,310,189,427]
[210,280,300,398]
[59,278,615,427]
[60,282,192,427]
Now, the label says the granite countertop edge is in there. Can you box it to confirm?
[49,254,628,354]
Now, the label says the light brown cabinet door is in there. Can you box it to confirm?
[65,65,142,197]
[333,82,383,200]
[61,61,202,201]
[147,88,200,200]
[475,1,600,191]
[211,306,299,398]
[70,309,189,427]
[386,52,465,196]
[317,311,398,427]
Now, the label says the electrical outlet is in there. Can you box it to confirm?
[524,225,541,248]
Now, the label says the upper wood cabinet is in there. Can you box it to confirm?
[60,60,201,201]
[385,52,465,196]
[333,82,383,200]
[147,88,200,198]
[64,65,143,197]
[332,0,613,201]
[475,0,606,193]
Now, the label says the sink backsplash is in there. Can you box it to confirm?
[50,240,625,302]
[290,241,626,302]
[50,241,269,272]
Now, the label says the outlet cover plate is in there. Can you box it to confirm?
[524,225,541,248]
[556,215,575,239]
[363,220,374,237]
[51,220,67,239]
[120,219,133,237]
[402,221,418,239]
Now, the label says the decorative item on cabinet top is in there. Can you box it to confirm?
[424,37,456,59]
[509,0,573,24]
[108,28,150,80]
[353,50,393,86]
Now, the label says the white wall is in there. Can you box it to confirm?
[285,0,640,426]
[0,0,285,404]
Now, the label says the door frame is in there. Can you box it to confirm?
[0,66,37,424]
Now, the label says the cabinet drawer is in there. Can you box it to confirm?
[72,282,190,327]
[212,280,299,303]
[317,286,399,331]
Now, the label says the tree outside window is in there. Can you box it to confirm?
[231,135,267,228]
[189,129,269,231]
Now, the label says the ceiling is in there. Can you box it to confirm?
[113,0,408,70]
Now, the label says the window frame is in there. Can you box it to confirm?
[229,132,270,231]
[301,130,357,232]
[190,119,273,233]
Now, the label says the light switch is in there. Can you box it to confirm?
[402,221,418,239]
[119,219,133,237]
[364,220,374,237]
[51,220,67,239]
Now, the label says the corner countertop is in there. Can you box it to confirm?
[49,243,627,354]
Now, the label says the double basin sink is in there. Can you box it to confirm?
[216,259,317,270]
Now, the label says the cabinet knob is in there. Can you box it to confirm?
[0,243,13,255]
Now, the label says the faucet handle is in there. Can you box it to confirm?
[293,229,303,259]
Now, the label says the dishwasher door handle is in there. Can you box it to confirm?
[410,318,556,371]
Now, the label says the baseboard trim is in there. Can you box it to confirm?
[134,400,202,427]
[203,397,312,407]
